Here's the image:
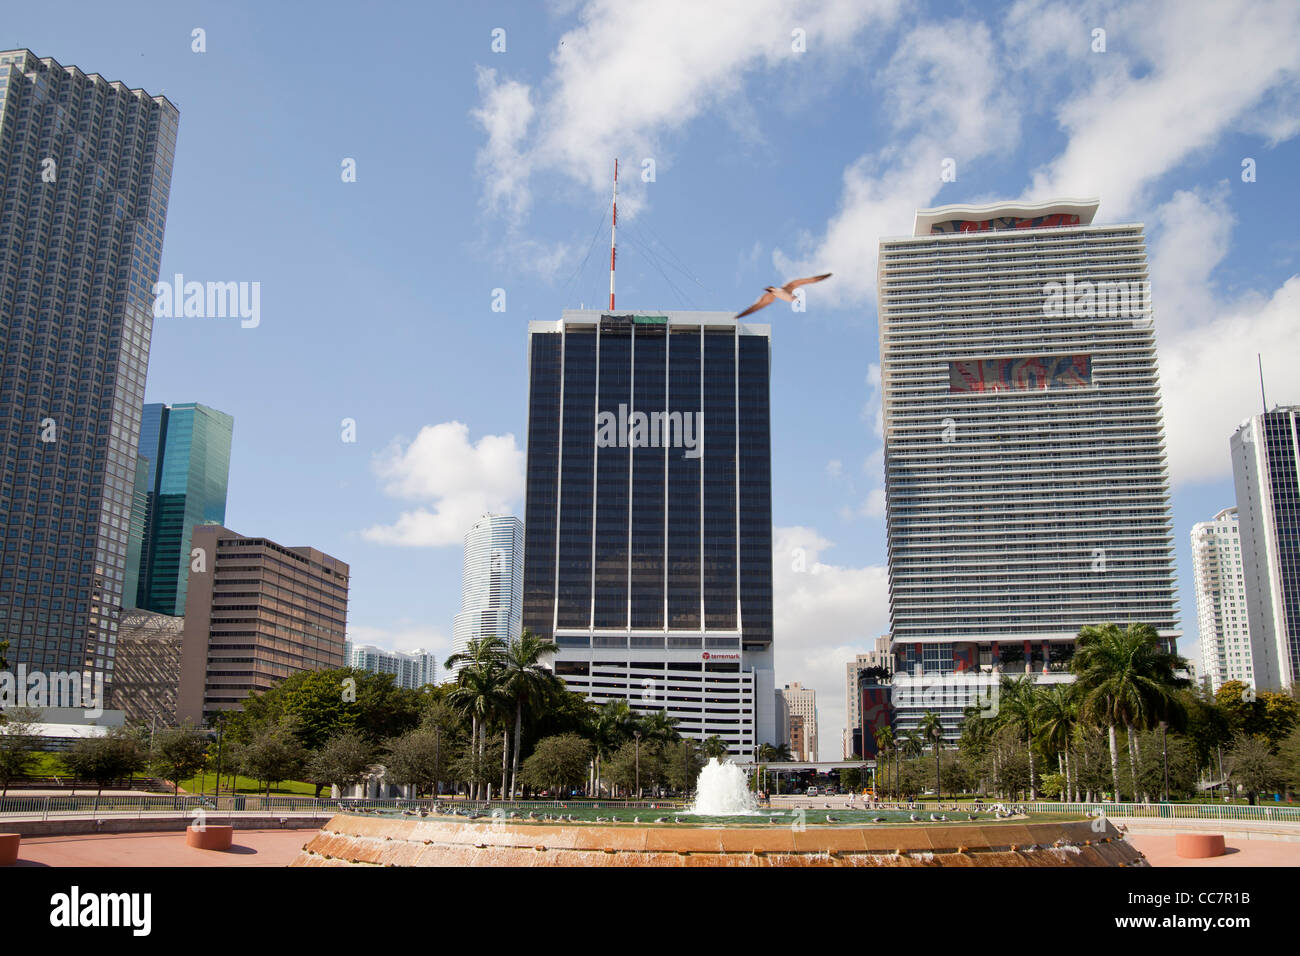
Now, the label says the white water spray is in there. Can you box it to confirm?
[687,758,760,815]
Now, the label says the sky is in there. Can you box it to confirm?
[9,0,1300,760]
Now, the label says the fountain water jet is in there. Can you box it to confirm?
[686,757,760,815]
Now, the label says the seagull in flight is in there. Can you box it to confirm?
[735,273,832,318]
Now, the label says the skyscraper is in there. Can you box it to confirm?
[177,526,349,722]
[130,402,234,615]
[1231,407,1300,691]
[450,513,523,671]
[1191,508,1253,693]
[522,310,775,755]
[877,200,1178,737]
[0,51,178,695]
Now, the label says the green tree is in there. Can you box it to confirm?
[701,735,729,760]
[874,726,895,798]
[520,734,592,794]
[1278,725,1300,794]
[637,709,681,745]
[604,739,665,795]
[149,723,209,796]
[592,700,637,793]
[918,711,944,799]
[63,727,147,797]
[230,667,424,751]
[238,716,308,796]
[383,725,449,797]
[1227,733,1282,804]
[499,630,562,797]
[663,738,705,792]
[1034,684,1078,800]
[0,706,42,796]
[307,730,374,798]
[996,676,1041,799]
[444,637,507,800]
[1071,622,1189,800]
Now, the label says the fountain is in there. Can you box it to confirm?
[686,758,759,815]
[293,770,1144,866]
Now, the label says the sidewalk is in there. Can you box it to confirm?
[11,828,314,867]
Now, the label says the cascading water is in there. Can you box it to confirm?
[686,757,761,815]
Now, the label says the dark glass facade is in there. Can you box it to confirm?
[522,313,772,645]
[0,50,178,690]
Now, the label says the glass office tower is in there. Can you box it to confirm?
[130,402,234,615]
[877,200,1179,739]
[522,310,775,755]
[0,50,178,696]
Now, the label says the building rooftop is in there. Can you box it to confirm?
[912,198,1101,237]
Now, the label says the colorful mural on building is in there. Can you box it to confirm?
[949,354,1091,393]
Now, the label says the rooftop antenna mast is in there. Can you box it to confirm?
[609,158,618,311]
[1259,353,1268,412]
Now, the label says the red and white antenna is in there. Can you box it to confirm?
[608,158,618,311]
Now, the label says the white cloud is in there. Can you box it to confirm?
[774,18,1020,306]
[773,526,890,759]
[1160,275,1300,485]
[1148,185,1236,335]
[363,422,525,546]
[1022,0,1300,217]
[348,622,453,658]
[471,67,537,221]
[472,0,902,221]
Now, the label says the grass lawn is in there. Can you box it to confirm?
[175,773,319,797]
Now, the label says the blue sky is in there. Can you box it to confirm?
[12,0,1300,757]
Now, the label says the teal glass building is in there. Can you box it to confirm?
[129,402,234,615]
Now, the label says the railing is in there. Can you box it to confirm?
[1025,801,1300,824]
[0,794,684,821]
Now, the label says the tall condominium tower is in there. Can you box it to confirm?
[522,311,775,755]
[177,526,349,722]
[450,513,523,671]
[0,51,177,694]
[130,402,234,615]
[877,200,1178,737]
[781,682,817,761]
[1231,407,1300,691]
[1191,508,1253,693]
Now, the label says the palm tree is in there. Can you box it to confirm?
[1035,683,1078,801]
[873,726,894,799]
[499,630,562,797]
[637,710,681,745]
[444,636,506,799]
[702,736,730,760]
[1071,622,1190,802]
[997,676,1041,799]
[918,712,944,800]
[592,700,635,795]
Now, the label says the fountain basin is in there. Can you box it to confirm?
[291,814,1143,867]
